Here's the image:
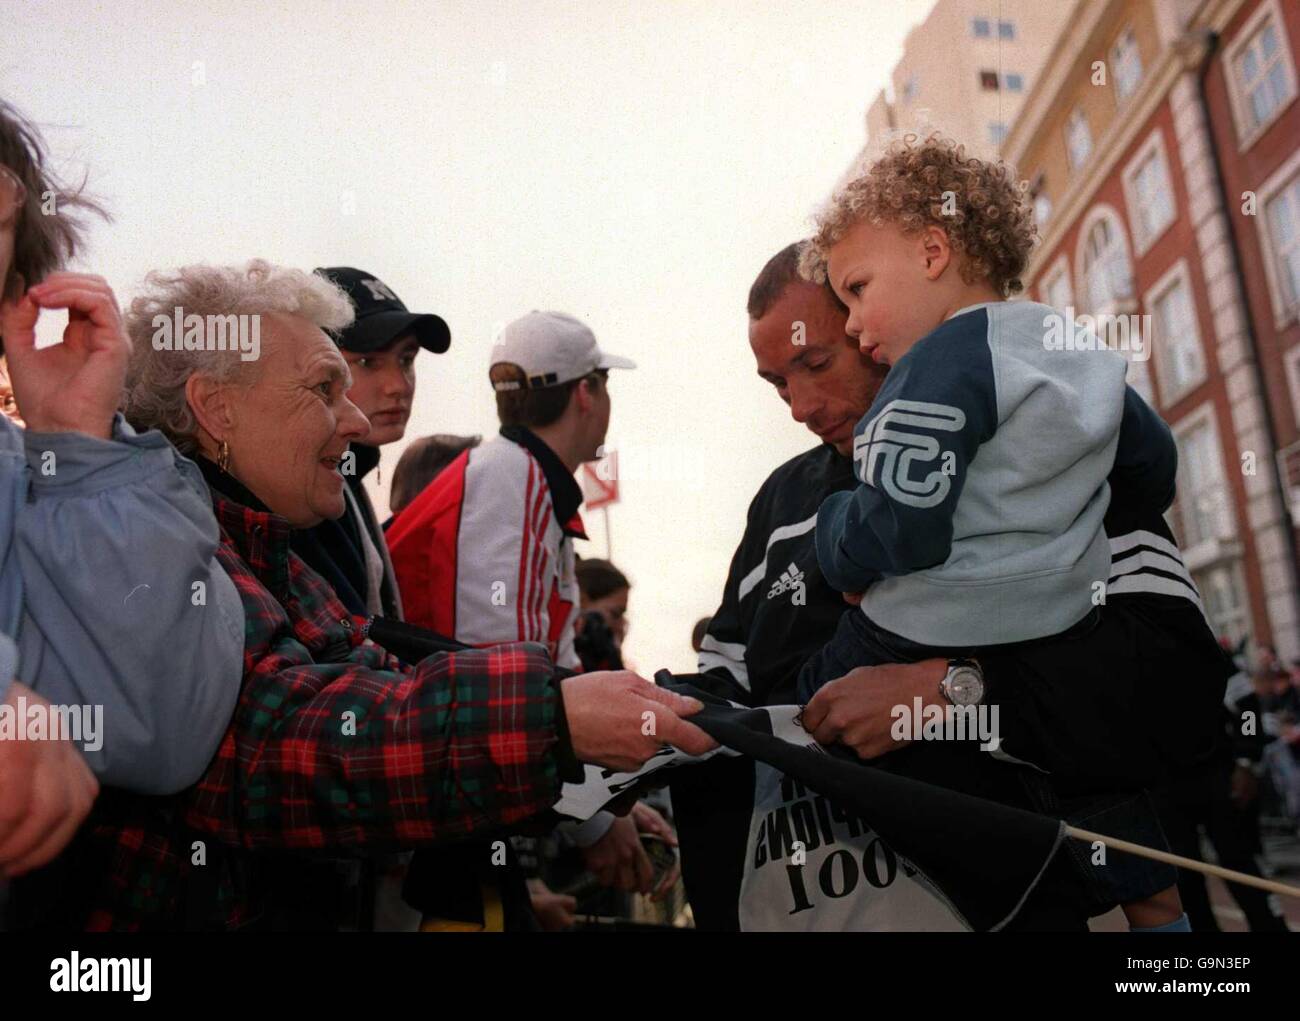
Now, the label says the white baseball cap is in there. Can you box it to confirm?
[490,311,636,391]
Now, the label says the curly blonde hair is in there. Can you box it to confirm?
[800,132,1037,297]
[123,259,354,455]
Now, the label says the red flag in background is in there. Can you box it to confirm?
[580,450,619,511]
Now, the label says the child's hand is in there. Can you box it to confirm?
[842,591,864,606]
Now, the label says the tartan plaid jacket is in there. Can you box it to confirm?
[18,479,569,931]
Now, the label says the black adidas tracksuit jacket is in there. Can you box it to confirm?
[672,437,1232,929]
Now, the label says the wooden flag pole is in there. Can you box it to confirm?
[1065,824,1300,900]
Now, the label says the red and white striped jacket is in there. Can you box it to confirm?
[387,427,586,670]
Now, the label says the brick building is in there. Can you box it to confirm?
[1000,0,1300,661]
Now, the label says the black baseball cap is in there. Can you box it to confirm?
[314,266,451,354]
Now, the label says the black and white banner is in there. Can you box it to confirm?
[554,680,1065,932]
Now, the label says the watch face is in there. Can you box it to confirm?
[947,668,983,706]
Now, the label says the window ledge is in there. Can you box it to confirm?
[1132,214,1176,260]
[1234,91,1298,154]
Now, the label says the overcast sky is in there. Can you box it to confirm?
[5,0,936,674]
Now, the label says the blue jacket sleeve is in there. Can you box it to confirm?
[1108,385,1177,517]
[14,415,245,794]
[0,633,15,707]
[815,323,999,593]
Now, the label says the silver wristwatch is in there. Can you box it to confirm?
[939,658,985,707]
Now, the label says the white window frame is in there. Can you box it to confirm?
[1196,561,1252,646]
[1039,254,1073,311]
[1282,343,1300,431]
[1172,402,1239,570]
[1252,145,1300,329]
[1223,0,1298,152]
[1074,203,1135,314]
[1145,258,1208,407]
[1111,26,1144,103]
[1066,107,1093,171]
[1121,127,1177,257]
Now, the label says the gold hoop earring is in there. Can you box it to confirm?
[217,439,231,473]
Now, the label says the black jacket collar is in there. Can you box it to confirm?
[196,454,272,515]
[352,442,381,483]
[500,425,587,538]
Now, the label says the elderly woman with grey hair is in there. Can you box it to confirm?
[11,259,713,931]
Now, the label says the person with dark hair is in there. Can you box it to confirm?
[388,433,481,518]
[0,100,245,879]
[575,557,631,661]
[388,311,673,923]
[291,267,451,620]
[389,310,632,668]
[674,237,1230,931]
[287,267,454,929]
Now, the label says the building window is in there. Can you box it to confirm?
[1122,130,1176,255]
[1149,261,1207,404]
[1080,213,1134,312]
[1133,150,1174,241]
[1112,28,1143,101]
[1225,0,1298,148]
[998,20,1015,40]
[1066,107,1092,170]
[1005,72,1024,92]
[1197,562,1251,646]
[902,73,919,103]
[972,17,991,38]
[1175,413,1234,551]
[1253,146,1300,327]
[1284,344,1300,431]
[1265,173,1300,314]
[989,122,1008,146]
[1237,16,1293,131]
[980,70,999,91]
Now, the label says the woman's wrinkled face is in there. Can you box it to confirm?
[225,313,370,526]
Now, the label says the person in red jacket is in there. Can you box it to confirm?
[388,311,671,916]
[390,310,631,670]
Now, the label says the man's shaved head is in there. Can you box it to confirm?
[747,242,886,455]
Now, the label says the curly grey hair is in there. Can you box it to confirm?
[123,260,354,455]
